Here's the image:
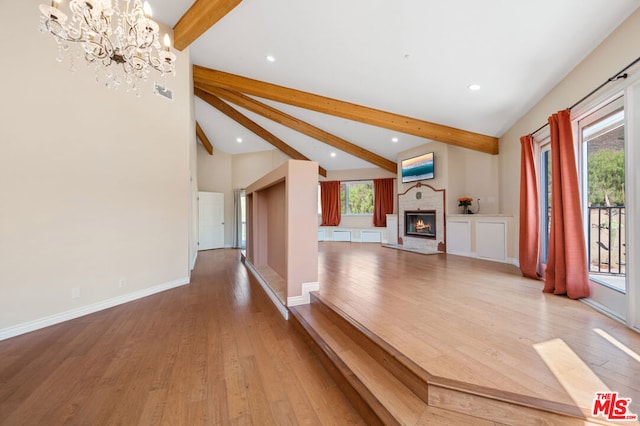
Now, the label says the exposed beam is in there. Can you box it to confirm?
[173,0,242,51]
[196,83,398,174]
[195,121,214,155]
[195,88,327,177]
[193,66,499,155]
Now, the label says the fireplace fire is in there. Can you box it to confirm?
[405,210,436,239]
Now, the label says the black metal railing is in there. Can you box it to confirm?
[588,206,625,275]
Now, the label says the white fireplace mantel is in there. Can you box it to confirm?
[396,182,446,253]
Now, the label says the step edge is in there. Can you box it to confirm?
[309,292,599,423]
[289,306,400,426]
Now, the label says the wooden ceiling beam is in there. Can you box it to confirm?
[196,83,398,174]
[173,0,242,51]
[195,88,327,177]
[195,121,214,155]
[193,66,499,155]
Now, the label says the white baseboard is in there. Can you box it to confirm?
[287,281,320,307]
[0,277,190,341]
[449,250,513,265]
[243,259,289,320]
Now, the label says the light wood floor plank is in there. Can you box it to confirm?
[0,249,364,425]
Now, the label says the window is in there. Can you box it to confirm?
[539,141,551,264]
[340,181,374,215]
[578,96,626,292]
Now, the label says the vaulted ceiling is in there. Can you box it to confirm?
[152,0,640,172]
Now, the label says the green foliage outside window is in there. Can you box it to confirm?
[340,181,374,215]
[588,149,625,206]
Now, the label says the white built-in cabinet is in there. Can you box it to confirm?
[446,215,511,263]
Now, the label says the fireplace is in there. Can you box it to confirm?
[405,210,436,239]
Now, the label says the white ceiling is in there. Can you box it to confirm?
[153,0,640,171]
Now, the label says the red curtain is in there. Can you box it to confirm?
[373,178,394,227]
[320,181,341,226]
[544,110,590,299]
[519,135,541,279]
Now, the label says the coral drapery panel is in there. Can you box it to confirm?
[373,178,394,227]
[519,135,541,279]
[320,181,341,226]
[544,110,590,299]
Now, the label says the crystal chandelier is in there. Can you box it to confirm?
[39,0,176,94]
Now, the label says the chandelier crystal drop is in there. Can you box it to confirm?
[39,0,176,95]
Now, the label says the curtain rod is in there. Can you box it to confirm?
[530,55,640,137]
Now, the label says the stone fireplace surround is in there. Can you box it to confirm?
[397,182,446,253]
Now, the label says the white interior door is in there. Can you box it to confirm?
[198,192,225,250]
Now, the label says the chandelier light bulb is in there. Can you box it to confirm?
[143,1,152,17]
[163,33,171,49]
[51,0,60,8]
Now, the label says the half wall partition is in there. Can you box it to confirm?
[244,160,320,318]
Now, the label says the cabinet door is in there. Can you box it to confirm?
[476,221,506,261]
[447,220,471,256]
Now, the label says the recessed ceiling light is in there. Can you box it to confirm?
[236,137,243,143]
[391,137,399,143]
[468,84,481,91]
[266,55,275,62]
[330,152,336,157]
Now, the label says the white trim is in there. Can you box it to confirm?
[190,251,198,270]
[626,81,639,330]
[287,281,320,307]
[580,298,626,325]
[508,257,520,267]
[0,277,190,341]
[243,258,289,320]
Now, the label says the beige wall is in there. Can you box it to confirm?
[499,8,640,260]
[397,142,499,215]
[265,182,287,279]
[233,150,289,189]
[188,70,199,270]
[197,148,290,247]
[0,0,193,332]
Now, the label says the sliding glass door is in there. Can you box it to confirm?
[578,96,627,319]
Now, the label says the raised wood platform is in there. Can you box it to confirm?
[291,242,640,425]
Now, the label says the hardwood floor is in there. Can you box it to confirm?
[2,244,639,425]
[0,249,364,425]
[316,242,640,420]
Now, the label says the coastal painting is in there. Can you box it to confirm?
[401,152,434,183]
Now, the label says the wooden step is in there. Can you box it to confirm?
[290,302,496,425]
[291,292,612,426]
